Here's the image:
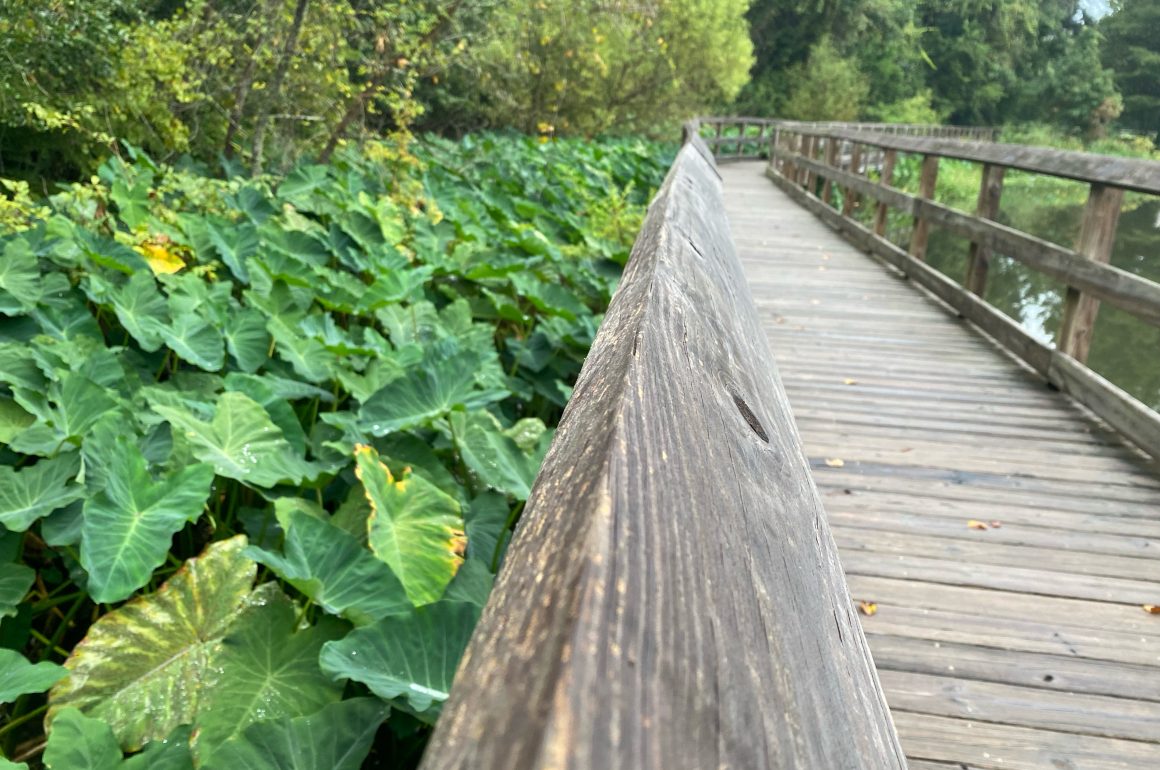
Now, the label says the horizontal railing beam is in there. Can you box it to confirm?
[771,145,1160,327]
[421,126,905,770]
[797,128,1160,195]
[765,159,1160,460]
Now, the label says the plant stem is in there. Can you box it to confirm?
[29,629,69,658]
[490,500,524,572]
[0,704,49,741]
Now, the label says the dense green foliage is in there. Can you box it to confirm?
[461,0,753,136]
[735,0,1134,138]
[0,133,671,768]
[1101,0,1160,138]
[0,0,747,182]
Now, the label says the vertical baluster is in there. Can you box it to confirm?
[821,139,838,204]
[800,135,816,187]
[874,149,897,237]
[908,155,940,260]
[1057,184,1124,362]
[842,143,863,218]
[965,164,1006,296]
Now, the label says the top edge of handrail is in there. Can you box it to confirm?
[787,128,1160,196]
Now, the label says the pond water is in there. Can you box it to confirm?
[920,195,1160,411]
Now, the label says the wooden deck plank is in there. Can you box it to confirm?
[880,670,1160,742]
[893,712,1160,770]
[720,162,1160,768]
[868,635,1160,702]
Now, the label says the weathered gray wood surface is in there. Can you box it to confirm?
[813,128,1160,194]
[721,161,1160,769]
[421,142,905,768]
[763,159,1160,460]
[769,144,1160,327]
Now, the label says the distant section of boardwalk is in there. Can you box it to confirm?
[721,161,1160,769]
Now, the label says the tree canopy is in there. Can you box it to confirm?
[734,0,1128,137]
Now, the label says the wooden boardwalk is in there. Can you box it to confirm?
[720,162,1160,769]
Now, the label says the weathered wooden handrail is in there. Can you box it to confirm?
[420,125,905,768]
[697,117,999,162]
[804,128,1160,194]
[765,124,1160,460]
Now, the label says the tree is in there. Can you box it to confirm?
[472,0,753,136]
[781,36,869,121]
[1100,0,1160,138]
[1012,22,1121,137]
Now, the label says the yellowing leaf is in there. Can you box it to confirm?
[824,458,845,468]
[138,241,185,275]
[858,601,878,616]
[843,378,857,385]
[967,519,989,530]
[356,445,465,606]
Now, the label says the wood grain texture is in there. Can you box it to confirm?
[420,141,905,769]
[907,154,940,260]
[965,163,1005,295]
[720,161,1160,769]
[762,162,1160,460]
[807,127,1160,194]
[768,144,1160,327]
[1058,184,1124,362]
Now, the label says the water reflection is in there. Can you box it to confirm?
[925,198,1160,410]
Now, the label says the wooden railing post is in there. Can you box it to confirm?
[873,149,897,237]
[908,154,940,260]
[964,163,1006,296]
[800,135,816,188]
[1057,184,1124,362]
[841,143,863,217]
[821,138,838,204]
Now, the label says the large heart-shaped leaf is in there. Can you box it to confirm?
[159,313,225,371]
[245,507,409,626]
[79,437,215,603]
[155,392,319,488]
[224,309,269,373]
[107,272,168,352]
[358,345,507,436]
[451,411,549,500]
[0,562,34,619]
[193,590,344,755]
[51,537,343,753]
[0,649,68,703]
[49,537,251,750]
[0,397,36,443]
[201,698,387,770]
[0,454,84,532]
[205,218,258,283]
[267,318,336,384]
[43,708,122,770]
[319,600,479,718]
[0,239,41,314]
[356,445,465,606]
[10,374,120,457]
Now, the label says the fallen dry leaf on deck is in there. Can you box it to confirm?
[858,601,878,616]
[990,520,1003,529]
[1144,605,1160,614]
[843,378,858,385]
[967,519,989,530]
[824,458,845,468]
